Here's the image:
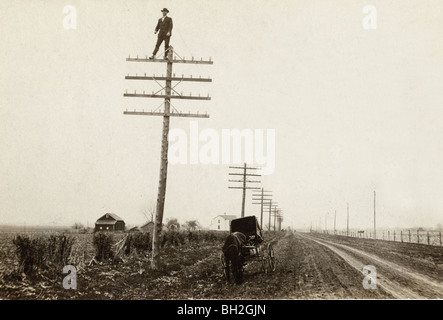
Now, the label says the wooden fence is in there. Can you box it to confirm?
[315,229,443,246]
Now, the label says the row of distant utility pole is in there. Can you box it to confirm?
[311,191,377,239]
[228,163,283,232]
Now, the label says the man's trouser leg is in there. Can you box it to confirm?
[153,35,164,56]
[164,36,171,58]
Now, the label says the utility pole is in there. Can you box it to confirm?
[373,191,376,240]
[123,47,212,269]
[347,203,349,237]
[325,212,328,233]
[266,200,278,232]
[271,205,280,233]
[278,215,283,231]
[275,209,283,232]
[252,188,272,229]
[280,212,284,231]
[273,206,277,232]
[228,163,261,217]
[334,210,336,235]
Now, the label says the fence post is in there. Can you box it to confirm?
[401,231,403,243]
[393,231,396,242]
[427,232,430,246]
[388,231,390,241]
[440,232,442,246]
[409,230,411,242]
[417,230,420,244]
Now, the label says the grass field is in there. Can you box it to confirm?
[0,230,237,299]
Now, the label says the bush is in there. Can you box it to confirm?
[124,232,151,254]
[153,230,228,248]
[12,234,74,276]
[93,232,114,261]
[46,234,74,269]
[160,230,186,247]
[160,230,228,247]
[185,231,200,243]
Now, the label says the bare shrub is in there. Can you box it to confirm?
[12,234,74,275]
[93,232,114,261]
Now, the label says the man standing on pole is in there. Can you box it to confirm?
[149,8,173,60]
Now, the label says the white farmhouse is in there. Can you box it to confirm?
[209,214,237,231]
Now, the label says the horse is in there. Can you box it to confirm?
[222,231,247,284]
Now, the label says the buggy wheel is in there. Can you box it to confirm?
[220,252,228,280]
[267,243,276,272]
[261,255,267,273]
[259,246,267,273]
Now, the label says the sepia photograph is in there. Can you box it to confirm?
[1,0,442,308]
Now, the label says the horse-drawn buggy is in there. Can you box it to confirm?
[220,215,276,283]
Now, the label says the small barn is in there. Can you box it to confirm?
[128,221,154,233]
[95,213,125,232]
[140,221,154,233]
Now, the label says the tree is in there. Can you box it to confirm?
[166,218,180,231]
[72,222,87,234]
[72,222,84,230]
[184,220,200,231]
[142,201,156,223]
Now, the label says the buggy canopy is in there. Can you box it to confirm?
[230,216,264,244]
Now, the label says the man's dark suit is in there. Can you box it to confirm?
[152,16,173,57]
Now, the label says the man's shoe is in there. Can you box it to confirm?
[163,56,168,60]
[149,55,155,59]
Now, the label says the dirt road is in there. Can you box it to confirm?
[162,230,393,299]
[301,232,443,299]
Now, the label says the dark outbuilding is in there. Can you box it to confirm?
[95,213,125,232]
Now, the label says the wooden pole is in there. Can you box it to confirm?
[334,210,336,235]
[347,203,349,237]
[151,47,173,269]
[440,232,442,246]
[124,47,212,270]
[427,232,430,246]
[230,165,261,217]
[241,163,246,217]
[373,191,376,240]
[273,206,277,233]
[325,213,327,234]
[260,188,264,229]
[268,200,272,232]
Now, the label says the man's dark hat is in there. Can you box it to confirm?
[161,8,169,13]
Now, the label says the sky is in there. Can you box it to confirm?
[1,0,443,231]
